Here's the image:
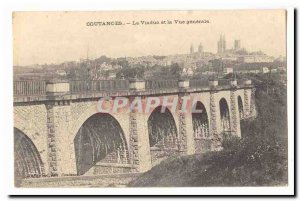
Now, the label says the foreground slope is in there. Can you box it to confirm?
[129,74,288,187]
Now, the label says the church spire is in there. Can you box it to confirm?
[190,44,194,54]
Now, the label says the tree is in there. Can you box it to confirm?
[170,63,181,79]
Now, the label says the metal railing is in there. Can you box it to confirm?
[13,80,46,96]
[13,78,247,97]
[218,79,231,86]
[190,79,209,88]
[237,79,247,85]
[145,80,178,90]
[70,80,129,93]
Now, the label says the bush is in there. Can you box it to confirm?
[222,132,241,151]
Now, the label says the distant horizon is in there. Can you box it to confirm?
[13,48,283,68]
[13,10,286,67]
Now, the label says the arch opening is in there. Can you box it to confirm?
[219,98,231,133]
[14,128,44,179]
[192,101,211,153]
[74,113,129,176]
[192,101,209,138]
[238,96,244,119]
[147,106,179,166]
[147,106,178,149]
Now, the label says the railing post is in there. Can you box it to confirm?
[46,80,70,95]
[243,80,252,85]
[230,79,238,87]
[178,79,190,89]
[209,80,218,88]
[129,79,145,91]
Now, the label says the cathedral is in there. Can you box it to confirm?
[217,34,226,54]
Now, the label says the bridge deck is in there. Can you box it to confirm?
[13,79,253,103]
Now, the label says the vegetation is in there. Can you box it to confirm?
[129,74,288,187]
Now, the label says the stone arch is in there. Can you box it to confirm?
[74,112,129,175]
[71,102,129,146]
[235,89,245,109]
[143,95,180,131]
[147,106,178,148]
[192,101,209,138]
[147,105,179,166]
[14,114,48,176]
[190,92,211,125]
[237,95,244,119]
[219,98,231,133]
[192,101,211,153]
[14,128,45,179]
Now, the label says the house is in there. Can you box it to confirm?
[262,67,270,74]
[56,70,67,76]
[223,67,233,74]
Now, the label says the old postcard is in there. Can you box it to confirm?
[12,10,292,194]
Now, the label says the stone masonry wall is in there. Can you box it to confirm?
[230,89,241,137]
[14,104,49,176]
[209,91,222,151]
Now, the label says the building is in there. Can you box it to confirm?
[56,70,67,76]
[108,71,117,79]
[234,40,241,50]
[270,69,278,73]
[223,67,233,74]
[262,67,270,74]
[238,55,274,63]
[198,43,203,54]
[278,66,287,72]
[217,34,226,54]
[190,44,194,54]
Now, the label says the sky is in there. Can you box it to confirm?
[13,10,286,66]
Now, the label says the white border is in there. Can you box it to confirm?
[0,0,295,196]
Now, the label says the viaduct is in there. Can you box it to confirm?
[13,78,256,179]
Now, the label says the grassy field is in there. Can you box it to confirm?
[129,73,288,187]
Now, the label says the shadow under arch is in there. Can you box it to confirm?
[147,106,178,148]
[14,128,45,179]
[74,113,129,176]
[147,106,179,166]
[238,95,244,119]
[219,98,231,133]
[192,101,209,138]
[192,101,211,153]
